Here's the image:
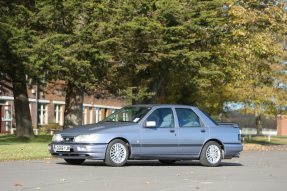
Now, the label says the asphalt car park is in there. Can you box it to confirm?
[1,149,287,191]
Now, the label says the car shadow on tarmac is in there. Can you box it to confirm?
[56,160,243,167]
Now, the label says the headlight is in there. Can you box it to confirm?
[74,134,98,143]
[52,134,62,142]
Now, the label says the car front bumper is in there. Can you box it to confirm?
[48,143,108,160]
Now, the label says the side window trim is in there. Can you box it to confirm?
[175,108,204,128]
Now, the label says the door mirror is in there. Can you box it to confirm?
[146,121,156,127]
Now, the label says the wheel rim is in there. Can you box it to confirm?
[206,145,221,164]
[110,143,127,164]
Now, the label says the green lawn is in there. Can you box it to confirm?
[242,135,287,144]
[0,134,53,162]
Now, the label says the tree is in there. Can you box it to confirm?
[225,0,287,134]
[0,0,37,137]
[97,0,233,105]
[33,0,115,129]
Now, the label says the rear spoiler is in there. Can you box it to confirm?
[218,123,239,128]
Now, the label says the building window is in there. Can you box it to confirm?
[94,108,101,123]
[54,105,62,125]
[39,104,47,125]
[89,108,92,124]
[82,107,86,125]
[123,111,128,121]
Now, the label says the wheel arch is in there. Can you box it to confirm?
[200,139,225,156]
[108,137,132,157]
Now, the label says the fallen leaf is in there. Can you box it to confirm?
[176,174,180,176]
[184,179,188,181]
[17,155,20,158]
[139,167,143,169]
[146,182,149,184]
[196,187,200,189]
[14,183,22,186]
[95,166,98,168]
[60,179,66,181]
[42,161,50,163]
[79,181,83,183]
[36,187,41,190]
[190,172,194,174]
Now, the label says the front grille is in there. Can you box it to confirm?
[61,137,74,142]
[52,153,89,157]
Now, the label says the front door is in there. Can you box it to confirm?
[1,105,12,134]
[140,108,178,157]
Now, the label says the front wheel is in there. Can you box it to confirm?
[200,141,222,167]
[64,159,85,165]
[104,139,129,167]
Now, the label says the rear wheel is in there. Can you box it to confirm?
[64,159,85,165]
[200,141,222,167]
[104,139,129,167]
[159,160,176,165]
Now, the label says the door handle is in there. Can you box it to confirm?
[201,129,206,133]
[170,130,175,133]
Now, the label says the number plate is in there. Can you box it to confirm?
[54,145,70,152]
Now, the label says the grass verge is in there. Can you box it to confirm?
[0,134,52,162]
[242,135,287,145]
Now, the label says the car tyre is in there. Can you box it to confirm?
[105,139,129,167]
[64,159,85,165]
[200,141,222,167]
[158,160,176,165]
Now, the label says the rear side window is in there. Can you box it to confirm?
[199,108,219,126]
[176,108,201,127]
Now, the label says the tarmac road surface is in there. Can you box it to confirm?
[0,150,287,191]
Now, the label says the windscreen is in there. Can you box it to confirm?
[102,107,151,123]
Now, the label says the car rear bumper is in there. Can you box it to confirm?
[223,143,243,159]
[48,143,108,159]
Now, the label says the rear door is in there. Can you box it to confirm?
[176,108,209,157]
[140,108,178,156]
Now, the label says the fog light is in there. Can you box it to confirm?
[48,145,52,150]
[77,146,87,151]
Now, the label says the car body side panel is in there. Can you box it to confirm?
[140,127,179,155]
[209,125,243,156]
[177,127,210,156]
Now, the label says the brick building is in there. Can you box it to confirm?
[277,116,287,136]
[0,83,129,134]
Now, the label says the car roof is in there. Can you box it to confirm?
[124,104,195,108]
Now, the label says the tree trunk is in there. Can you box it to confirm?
[255,106,262,134]
[146,79,163,104]
[158,79,166,103]
[132,77,142,105]
[217,112,223,123]
[13,77,34,137]
[63,83,84,129]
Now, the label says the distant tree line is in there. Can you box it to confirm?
[0,0,286,136]
[217,110,277,130]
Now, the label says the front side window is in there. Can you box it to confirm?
[103,107,151,123]
[176,108,201,127]
[146,108,174,127]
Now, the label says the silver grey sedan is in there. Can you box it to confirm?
[48,105,243,167]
